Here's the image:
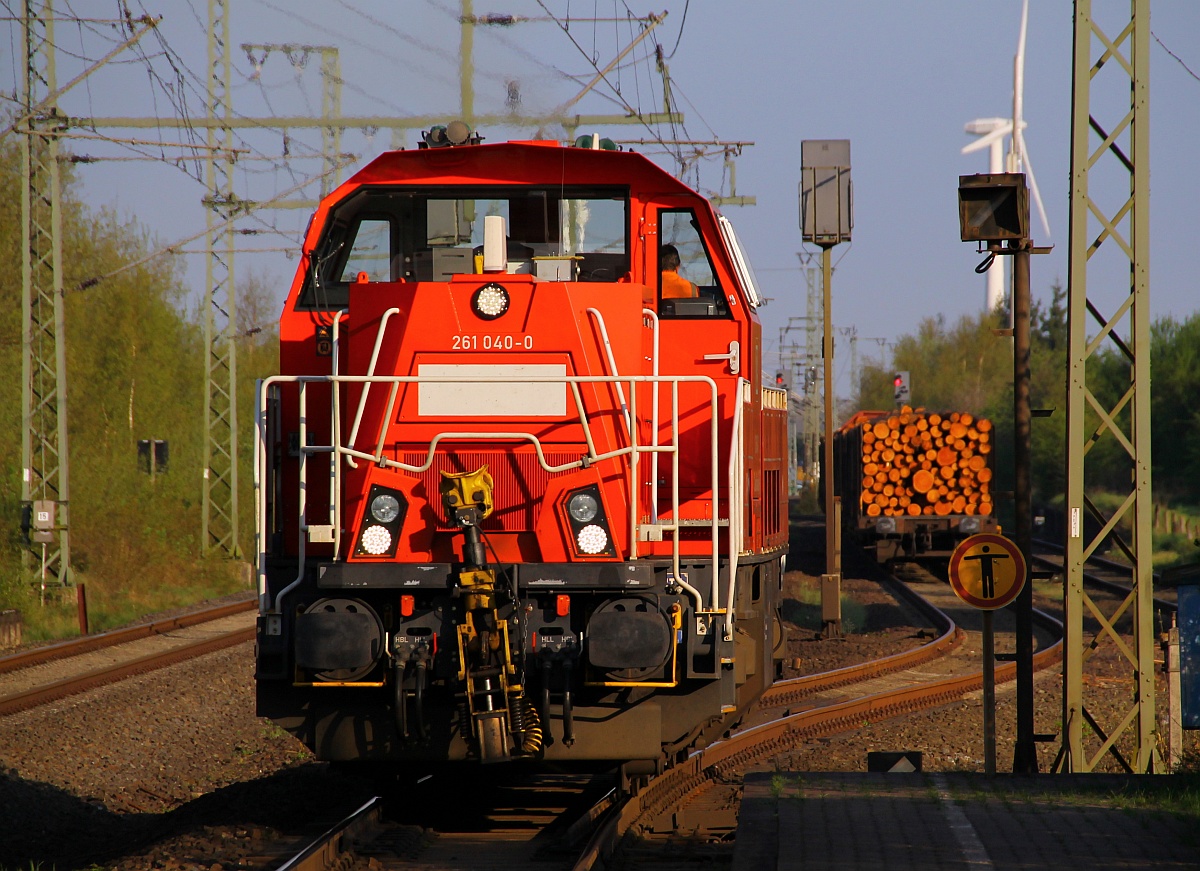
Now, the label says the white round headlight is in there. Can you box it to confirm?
[370,493,401,524]
[472,283,509,319]
[567,492,599,523]
[360,524,392,555]
[577,524,608,555]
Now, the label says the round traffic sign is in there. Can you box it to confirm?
[948,533,1027,610]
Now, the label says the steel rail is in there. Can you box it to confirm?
[761,572,963,709]
[0,624,255,717]
[1031,538,1176,612]
[0,594,255,675]
[274,798,382,871]
[575,608,1064,871]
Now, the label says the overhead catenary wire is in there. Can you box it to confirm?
[534,0,686,170]
[1153,31,1200,84]
[16,1,742,266]
[66,155,358,297]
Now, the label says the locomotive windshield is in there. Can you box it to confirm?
[300,185,630,309]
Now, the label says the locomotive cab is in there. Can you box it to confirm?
[255,131,788,767]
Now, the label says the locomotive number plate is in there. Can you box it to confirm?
[452,334,534,351]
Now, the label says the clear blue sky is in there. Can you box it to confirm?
[4,1,1197,396]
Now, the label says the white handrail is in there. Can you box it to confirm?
[330,310,349,545]
[724,378,747,641]
[345,307,401,469]
[708,369,721,620]
[257,370,722,617]
[586,308,631,435]
[642,308,660,523]
[254,378,267,612]
[273,382,322,614]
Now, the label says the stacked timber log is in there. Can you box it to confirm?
[857,407,993,518]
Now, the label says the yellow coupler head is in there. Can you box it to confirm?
[440,466,495,526]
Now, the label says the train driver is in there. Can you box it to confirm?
[659,244,699,299]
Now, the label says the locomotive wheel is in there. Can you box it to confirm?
[772,611,788,678]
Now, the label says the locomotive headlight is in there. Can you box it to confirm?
[577,524,608,555]
[567,491,599,523]
[370,493,401,524]
[355,485,407,558]
[561,484,613,557]
[471,283,509,319]
[360,524,392,555]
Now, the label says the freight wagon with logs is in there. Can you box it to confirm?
[833,408,999,562]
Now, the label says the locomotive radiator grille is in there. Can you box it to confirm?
[401,449,578,531]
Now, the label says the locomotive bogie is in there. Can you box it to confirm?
[256,553,782,762]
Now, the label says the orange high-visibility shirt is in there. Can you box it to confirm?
[661,270,698,299]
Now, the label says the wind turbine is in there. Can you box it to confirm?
[962,0,1050,312]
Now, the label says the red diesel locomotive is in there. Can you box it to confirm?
[255,126,789,769]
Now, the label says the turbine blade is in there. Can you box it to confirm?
[961,124,1012,155]
[1016,0,1029,83]
[1011,0,1029,170]
[1016,129,1051,238]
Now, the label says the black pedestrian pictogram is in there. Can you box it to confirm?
[963,544,1009,598]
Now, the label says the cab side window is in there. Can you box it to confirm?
[658,210,727,318]
[338,218,394,282]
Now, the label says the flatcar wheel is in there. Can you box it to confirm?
[772,611,787,659]
[772,611,788,679]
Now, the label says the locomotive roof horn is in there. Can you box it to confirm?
[421,120,483,148]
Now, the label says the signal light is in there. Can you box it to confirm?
[893,370,911,403]
[775,371,785,386]
[958,173,1028,242]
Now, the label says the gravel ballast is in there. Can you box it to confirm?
[0,530,1188,868]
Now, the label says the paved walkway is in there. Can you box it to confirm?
[734,771,1200,870]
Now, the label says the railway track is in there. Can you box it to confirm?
[1032,538,1178,613]
[0,595,256,717]
[271,563,1065,871]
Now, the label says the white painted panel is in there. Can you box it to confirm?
[418,364,567,417]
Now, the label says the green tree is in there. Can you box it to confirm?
[0,136,266,631]
[1026,279,1068,505]
[1146,313,1200,505]
[858,309,1011,413]
[854,281,1083,513]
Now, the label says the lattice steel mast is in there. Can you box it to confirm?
[1058,0,1157,774]
[19,0,72,586]
[201,0,241,557]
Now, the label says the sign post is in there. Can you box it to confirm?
[948,533,1028,774]
[800,139,851,637]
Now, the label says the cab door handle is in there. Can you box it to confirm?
[703,340,740,375]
